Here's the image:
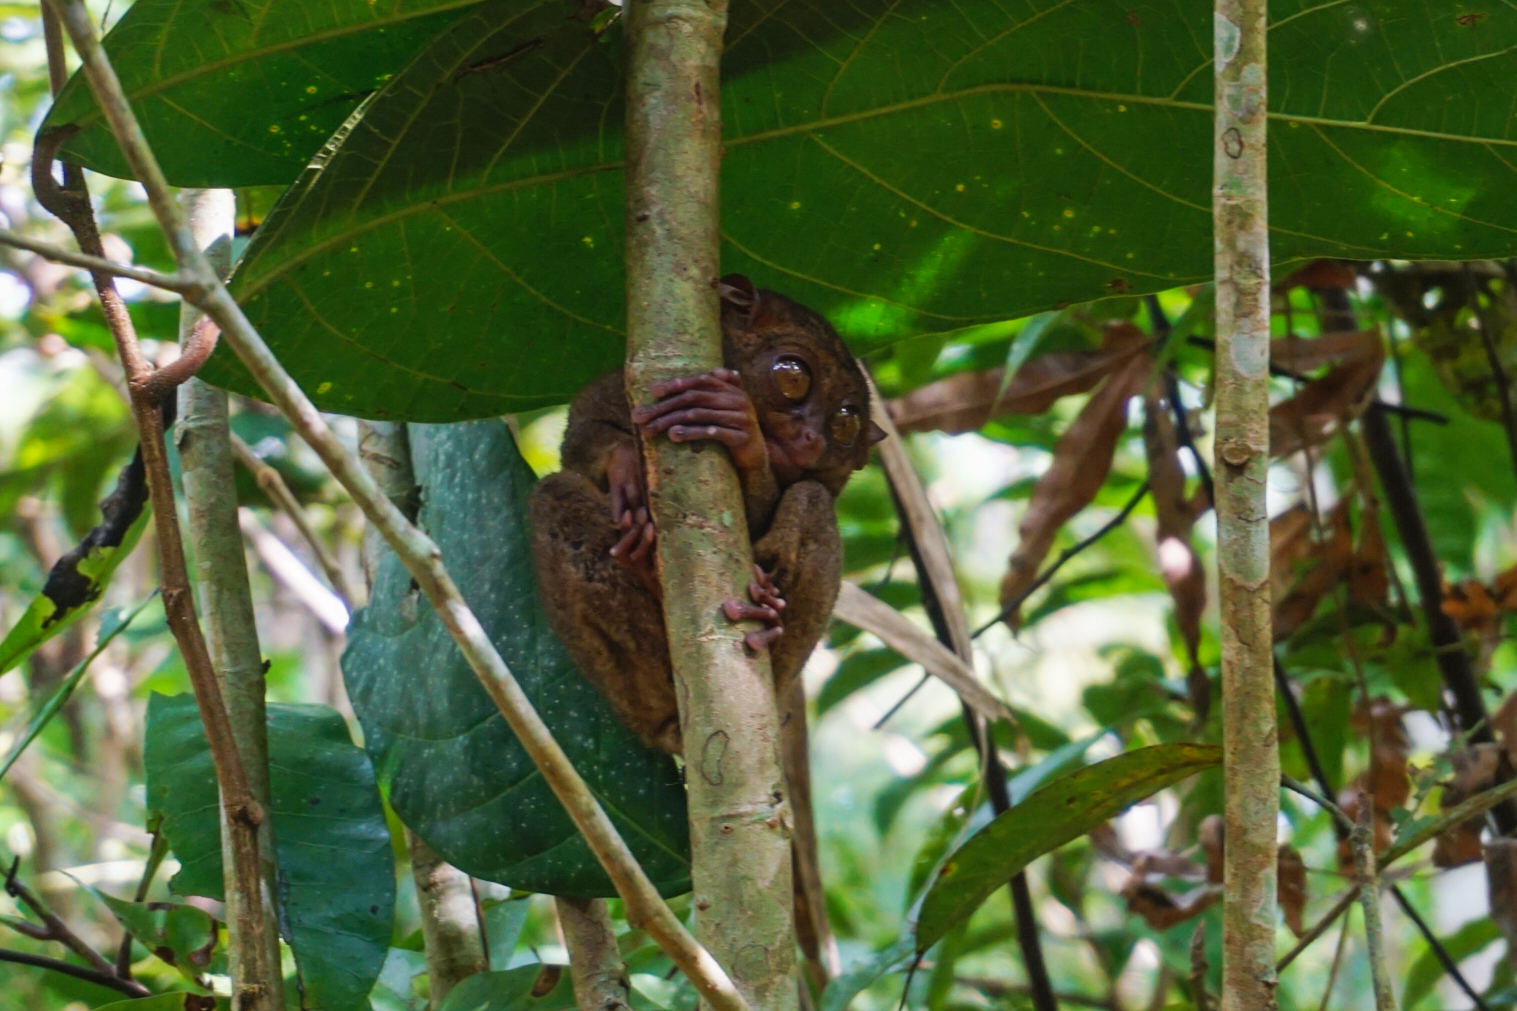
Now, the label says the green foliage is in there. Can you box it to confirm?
[343,420,690,896]
[44,0,486,186]
[143,694,395,1011]
[916,744,1221,950]
[434,965,577,1011]
[84,885,218,987]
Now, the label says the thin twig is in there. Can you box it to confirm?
[4,859,117,979]
[0,228,193,293]
[973,480,1151,638]
[1352,803,1398,1010]
[231,434,355,606]
[0,947,149,996]
[46,4,746,1005]
[1280,775,1353,833]
[1390,886,1492,1011]
[1277,886,1359,971]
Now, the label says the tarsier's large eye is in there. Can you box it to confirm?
[829,405,862,447]
[772,356,811,401]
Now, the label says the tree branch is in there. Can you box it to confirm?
[0,947,149,997]
[44,4,746,1006]
[0,227,192,293]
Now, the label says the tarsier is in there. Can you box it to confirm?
[530,275,883,754]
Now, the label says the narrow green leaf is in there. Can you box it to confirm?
[143,694,395,1011]
[916,744,1221,950]
[0,592,157,782]
[92,996,229,1011]
[0,508,149,676]
[42,0,491,186]
[342,420,690,896]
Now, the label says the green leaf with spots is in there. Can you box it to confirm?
[144,694,395,1011]
[340,420,690,896]
[915,744,1220,950]
[42,0,490,187]
[84,886,218,987]
[204,0,1517,420]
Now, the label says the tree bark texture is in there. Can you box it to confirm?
[623,3,798,1008]
[176,188,283,1010]
[1213,0,1279,1008]
[557,897,633,1011]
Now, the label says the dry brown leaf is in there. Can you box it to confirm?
[1199,814,1224,885]
[1348,504,1389,610]
[1433,745,1503,869]
[1358,697,1412,814]
[1443,579,1500,633]
[1144,388,1206,705]
[1495,690,1517,767]
[1275,259,1359,294]
[1271,330,1382,374]
[1121,852,1221,929]
[888,322,1148,434]
[1269,335,1386,459]
[1273,504,1354,642]
[1269,506,1316,603]
[999,350,1152,614]
[1278,845,1308,937]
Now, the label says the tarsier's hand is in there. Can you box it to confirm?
[632,368,767,474]
[605,441,658,593]
[722,564,785,652]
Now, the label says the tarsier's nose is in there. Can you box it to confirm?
[792,425,826,467]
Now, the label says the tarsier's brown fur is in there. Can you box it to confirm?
[529,275,880,754]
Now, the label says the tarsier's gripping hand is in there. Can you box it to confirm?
[723,564,786,652]
[604,441,658,597]
[631,368,767,475]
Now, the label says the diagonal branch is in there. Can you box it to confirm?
[0,227,193,293]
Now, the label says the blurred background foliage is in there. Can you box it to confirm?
[5,2,1517,1010]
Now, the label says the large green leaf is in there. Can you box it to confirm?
[204,0,1517,420]
[341,420,690,897]
[42,0,489,186]
[915,743,1220,950]
[434,966,577,1011]
[84,885,218,986]
[143,694,395,1011]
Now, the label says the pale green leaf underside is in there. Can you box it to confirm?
[201,0,1517,420]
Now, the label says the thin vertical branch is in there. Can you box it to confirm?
[556,897,632,1011]
[623,3,797,1009]
[48,4,746,1007]
[1351,806,1398,1011]
[357,420,486,1006]
[175,188,283,1010]
[1213,0,1279,1005]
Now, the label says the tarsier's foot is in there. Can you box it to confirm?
[723,563,785,652]
[632,368,766,473]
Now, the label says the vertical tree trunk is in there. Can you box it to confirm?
[176,188,283,1011]
[622,3,798,1008]
[1213,0,1278,1007]
[557,897,632,1011]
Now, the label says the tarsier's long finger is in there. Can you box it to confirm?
[641,408,750,437]
[722,597,779,625]
[744,626,784,652]
[609,522,643,559]
[648,368,743,401]
[626,521,656,563]
[632,387,747,425]
[667,425,748,448]
[749,580,786,612]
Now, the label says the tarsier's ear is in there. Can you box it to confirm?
[867,421,888,445]
[717,273,758,309]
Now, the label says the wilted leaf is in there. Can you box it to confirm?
[1268,335,1385,459]
[1272,504,1353,642]
[916,744,1220,950]
[1143,387,1205,700]
[999,347,1152,614]
[1278,845,1307,937]
[85,887,218,985]
[1433,745,1503,869]
[1275,259,1359,295]
[1271,330,1382,375]
[0,452,150,675]
[1122,877,1220,930]
[888,324,1147,435]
